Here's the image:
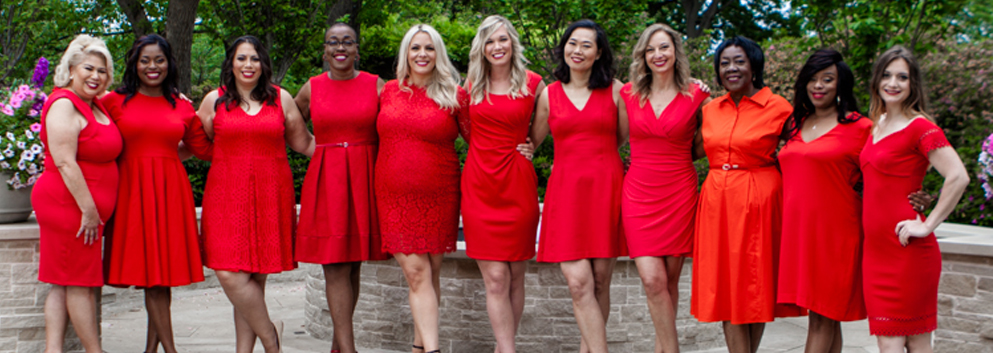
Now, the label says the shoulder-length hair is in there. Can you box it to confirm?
[53,34,114,88]
[215,35,278,111]
[628,23,691,105]
[868,45,930,122]
[396,24,462,110]
[116,34,181,108]
[784,49,861,139]
[553,19,615,89]
[466,15,530,105]
[713,36,765,89]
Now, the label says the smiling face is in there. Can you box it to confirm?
[879,58,911,107]
[70,53,109,100]
[718,45,754,94]
[232,42,261,87]
[137,43,168,89]
[407,32,437,82]
[806,64,838,111]
[484,25,512,68]
[563,27,599,72]
[644,30,675,75]
[324,26,358,73]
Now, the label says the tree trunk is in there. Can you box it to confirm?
[681,0,732,38]
[165,0,200,95]
[323,0,361,72]
[116,0,152,38]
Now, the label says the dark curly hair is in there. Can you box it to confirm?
[115,34,180,108]
[215,35,278,111]
[713,36,765,89]
[553,19,616,89]
[784,49,861,139]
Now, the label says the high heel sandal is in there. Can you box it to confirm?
[272,320,284,353]
[426,350,440,353]
[412,345,424,352]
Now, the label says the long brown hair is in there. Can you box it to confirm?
[627,24,691,105]
[868,45,930,122]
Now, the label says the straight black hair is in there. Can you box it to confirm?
[713,36,765,89]
[553,19,616,89]
[116,34,180,108]
[216,35,278,111]
[785,49,861,139]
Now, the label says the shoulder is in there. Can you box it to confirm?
[100,91,124,106]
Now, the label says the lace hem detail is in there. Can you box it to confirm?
[918,128,951,155]
[868,313,937,336]
[382,232,457,254]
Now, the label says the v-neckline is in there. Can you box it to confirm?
[647,94,677,120]
[799,120,840,144]
[562,86,594,112]
[871,116,926,145]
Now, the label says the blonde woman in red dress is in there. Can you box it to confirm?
[462,15,544,353]
[293,22,387,353]
[860,45,968,353]
[196,35,312,353]
[375,24,469,353]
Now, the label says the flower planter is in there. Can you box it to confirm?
[0,175,32,223]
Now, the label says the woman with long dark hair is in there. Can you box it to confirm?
[195,35,312,353]
[294,23,387,353]
[102,34,211,353]
[528,19,627,353]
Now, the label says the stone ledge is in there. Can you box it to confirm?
[936,223,993,257]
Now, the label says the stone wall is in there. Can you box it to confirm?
[304,256,725,353]
[935,253,993,353]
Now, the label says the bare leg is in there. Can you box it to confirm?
[65,286,101,353]
[508,261,527,334]
[561,259,609,353]
[44,285,68,353]
[233,307,257,353]
[145,314,160,353]
[395,253,444,352]
[748,323,765,353]
[905,333,933,353]
[478,260,519,353]
[635,256,679,353]
[664,257,684,313]
[876,335,907,353]
[805,311,841,353]
[145,287,177,353]
[215,270,279,353]
[723,322,750,353]
[325,262,361,353]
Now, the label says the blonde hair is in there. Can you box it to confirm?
[54,34,114,88]
[627,24,690,105]
[466,15,530,105]
[396,24,462,110]
[868,45,931,122]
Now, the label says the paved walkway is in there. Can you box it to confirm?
[102,282,880,353]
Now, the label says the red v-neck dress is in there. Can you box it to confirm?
[296,72,389,264]
[860,117,948,336]
[778,113,870,322]
[462,71,542,261]
[201,89,297,274]
[35,88,122,287]
[536,82,626,262]
[621,82,708,258]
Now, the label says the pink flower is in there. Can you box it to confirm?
[29,123,41,133]
[10,93,24,108]
[28,109,38,117]
[1,105,13,116]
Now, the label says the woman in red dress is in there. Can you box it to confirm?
[860,46,968,353]
[527,20,627,353]
[294,23,387,353]
[101,34,211,353]
[195,35,312,353]
[34,34,120,353]
[375,24,469,353]
[621,24,710,353]
[462,15,543,353]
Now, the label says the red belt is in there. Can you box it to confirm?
[317,141,377,148]
[709,163,776,171]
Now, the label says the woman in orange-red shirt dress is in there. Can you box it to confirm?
[692,36,804,353]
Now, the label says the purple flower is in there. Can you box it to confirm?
[28,109,38,117]
[29,123,41,133]
[969,196,975,202]
[31,102,42,112]
[32,57,49,88]
[982,204,987,211]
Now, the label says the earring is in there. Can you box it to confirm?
[69,75,74,81]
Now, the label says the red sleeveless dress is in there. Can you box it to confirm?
[34,88,122,287]
[621,83,708,258]
[778,114,870,322]
[201,89,297,273]
[461,71,542,261]
[375,80,470,254]
[296,72,389,264]
[536,82,626,263]
[101,92,210,287]
[860,118,948,336]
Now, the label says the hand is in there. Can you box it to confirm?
[691,78,711,93]
[516,137,535,161]
[179,93,193,103]
[76,209,102,246]
[907,190,934,213]
[894,214,931,247]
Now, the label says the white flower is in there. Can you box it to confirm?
[0,162,9,169]
[5,132,14,141]
[3,148,13,158]
[30,144,42,153]
[20,150,33,161]
[26,163,38,174]
[26,175,37,185]
[16,141,25,149]
[17,160,25,170]
[24,130,33,140]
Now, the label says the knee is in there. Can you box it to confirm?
[565,275,594,300]
[401,264,432,290]
[593,274,612,297]
[877,336,906,353]
[640,271,669,298]
[482,269,511,295]
[905,334,932,353]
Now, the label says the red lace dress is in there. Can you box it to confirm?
[860,117,948,336]
[296,72,389,264]
[375,80,469,254]
[34,88,122,287]
[461,71,542,261]
[201,90,297,273]
[101,92,210,287]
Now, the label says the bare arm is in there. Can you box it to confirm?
[196,90,219,139]
[691,97,713,161]
[527,86,551,149]
[282,88,313,156]
[46,99,101,245]
[895,146,970,245]
[294,80,312,121]
[377,77,386,96]
[613,79,629,148]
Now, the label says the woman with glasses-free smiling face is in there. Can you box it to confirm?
[294,23,387,353]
